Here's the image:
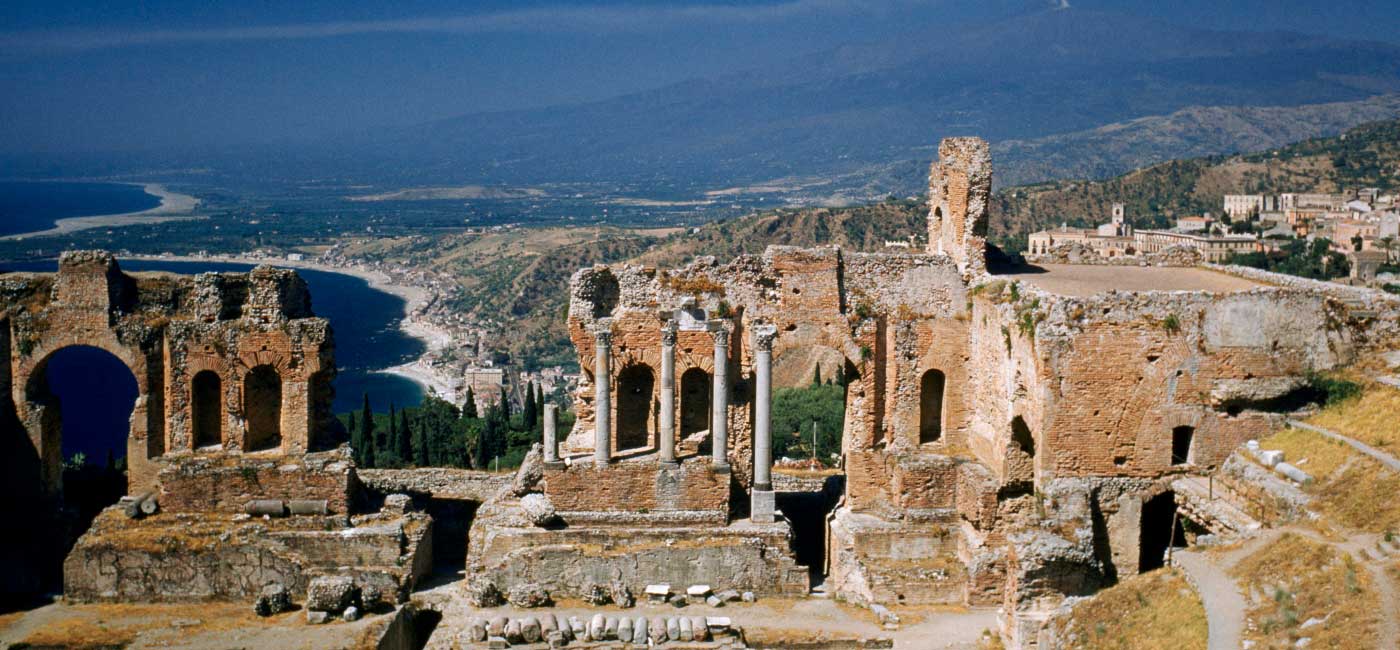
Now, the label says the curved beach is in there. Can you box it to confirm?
[124,252,463,403]
[2,183,202,241]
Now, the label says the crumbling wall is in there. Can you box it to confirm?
[927,137,992,277]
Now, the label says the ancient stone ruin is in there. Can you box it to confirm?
[464,136,1400,647]
[0,251,430,608]
[5,139,1399,649]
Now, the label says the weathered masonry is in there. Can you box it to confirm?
[465,137,1400,649]
[0,252,430,607]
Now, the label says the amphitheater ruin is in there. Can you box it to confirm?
[2,138,1398,649]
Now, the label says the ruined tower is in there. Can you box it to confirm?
[925,137,992,276]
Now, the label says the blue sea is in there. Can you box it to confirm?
[0,181,161,237]
[0,258,427,461]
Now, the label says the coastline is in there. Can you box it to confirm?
[124,253,463,404]
[2,183,203,241]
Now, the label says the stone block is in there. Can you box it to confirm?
[487,636,508,650]
[610,580,634,608]
[254,583,291,617]
[306,610,330,625]
[343,606,361,622]
[687,584,712,597]
[751,489,777,524]
[690,616,709,641]
[1256,449,1284,468]
[306,575,357,613]
[520,493,559,528]
[645,583,672,602]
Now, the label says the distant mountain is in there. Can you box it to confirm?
[994,94,1400,187]
[328,7,1400,194]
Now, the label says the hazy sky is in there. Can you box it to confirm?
[2,0,1396,154]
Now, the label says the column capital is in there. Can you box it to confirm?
[660,321,678,347]
[592,319,613,345]
[707,319,730,347]
[752,324,778,352]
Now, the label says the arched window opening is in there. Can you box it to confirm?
[616,364,655,452]
[679,368,711,440]
[1171,426,1194,466]
[244,365,282,452]
[1012,416,1035,458]
[919,369,945,444]
[191,370,222,449]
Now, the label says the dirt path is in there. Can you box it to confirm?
[1331,532,1400,650]
[1174,530,1281,650]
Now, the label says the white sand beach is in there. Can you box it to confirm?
[2,183,203,241]
[123,252,464,402]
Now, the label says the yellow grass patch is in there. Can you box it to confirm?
[1307,380,1400,450]
[19,602,261,648]
[1260,427,1353,480]
[1061,569,1207,650]
[1231,533,1378,649]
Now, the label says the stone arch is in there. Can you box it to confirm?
[919,369,946,444]
[243,364,282,452]
[1004,415,1036,488]
[680,367,711,440]
[191,370,223,449]
[616,363,655,452]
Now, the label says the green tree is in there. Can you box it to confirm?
[522,381,538,431]
[360,393,377,468]
[398,409,413,466]
[812,365,822,386]
[771,383,846,466]
[462,385,478,419]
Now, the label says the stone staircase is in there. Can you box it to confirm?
[1172,476,1263,539]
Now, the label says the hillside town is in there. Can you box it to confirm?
[1026,188,1400,283]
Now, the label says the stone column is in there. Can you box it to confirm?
[543,403,560,465]
[659,322,678,464]
[709,320,730,470]
[751,325,777,523]
[593,325,612,464]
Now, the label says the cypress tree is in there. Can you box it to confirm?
[385,403,397,466]
[535,382,546,419]
[348,411,362,464]
[360,393,377,468]
[812,366,822,386]
[462,386,478,419]
[414,414,430,466]
[523,382,537,431]
[398,409,413,466]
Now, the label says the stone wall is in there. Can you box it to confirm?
[542,457,729,517]
[157,448,357,514]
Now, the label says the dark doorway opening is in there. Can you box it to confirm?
[680,368,710,442]
[192,370,222,449]
[1139,491,1187,572]
[776,475,844,587]
[244,365,282,452]
[919,369,945,444]
[1171,426,1194,465]
[616,364,654,451]
[34,346,138,597]
[425,497,479,580]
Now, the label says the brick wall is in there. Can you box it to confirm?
[542,458,729,514]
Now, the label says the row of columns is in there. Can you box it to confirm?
[542,318,777,522]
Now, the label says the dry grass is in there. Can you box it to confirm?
[1307,380,1400,451]
[18,602,262,648]
[1312,460,1400,535]
[1231,533,1378,650]
[1263,427,1400,534]
[1260,427,1353,480]
[1061,568,1207,650]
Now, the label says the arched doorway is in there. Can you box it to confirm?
[919,369,945,444]
[616,364,655,452]
[680,368,710,440]
[244,365,282,452]
[24,345,139,595]
[191,370,223,449]
[1139,491,1187,572]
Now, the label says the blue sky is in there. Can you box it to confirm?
[2,0,1396,154]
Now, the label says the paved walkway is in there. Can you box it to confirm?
[1286,419,1400,473]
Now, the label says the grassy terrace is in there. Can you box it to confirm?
[1060,569,1206,650]
[1231,534,1378,650]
